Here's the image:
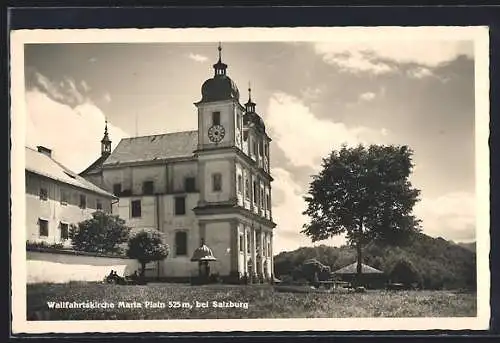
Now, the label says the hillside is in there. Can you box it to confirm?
[457,241,476,253]
[274,232,476,290]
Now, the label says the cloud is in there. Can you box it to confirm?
[80,80,91,93]
[25,89,129,173]
[26,69,91,108]
[313,40,473,75]
[359,92,376,102]
[266,92,385,170]
[301,87,324,100]
[413,192,476,242]
[272,167,346,253]
[188,53,208,63]
[407,66,434,79]
[103,92,112,103]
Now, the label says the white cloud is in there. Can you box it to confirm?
[30,71,89,107]
[407,66,434,79]
[301,87,324,100]
[103,92,112,103]
[25,90,129,173]
[80,80,91,93]
[266,92,385,170]
[414,191,476,242]
[188,53,208,63]
[314,40,473,75]
[359,92,376,102]
[271,167,346,253]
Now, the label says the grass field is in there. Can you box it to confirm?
[27,282,477,320]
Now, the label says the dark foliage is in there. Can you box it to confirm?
[301,144,422,281]
[126,229,169,277]
[274,233,476,290]
[69,211,131,254]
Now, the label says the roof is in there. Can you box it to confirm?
[103,130,198,166]
[80,154,108,175]
[25,146,116,198]
[334,263,384,275]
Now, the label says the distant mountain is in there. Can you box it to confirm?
[274,232,476,290]
[457,241,476,253]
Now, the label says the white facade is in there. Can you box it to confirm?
[81,47,276,282]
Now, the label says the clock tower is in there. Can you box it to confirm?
[194,43,243,206]
[193,43,276,284]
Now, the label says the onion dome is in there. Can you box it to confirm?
[199,43,240,103]
[243,84,266,133]
[191,239,217,262]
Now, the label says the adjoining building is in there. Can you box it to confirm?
[25,145,116,247]
[80,44,277,283]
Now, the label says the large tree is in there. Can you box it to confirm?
[301,144,422,285]
[70,211,131,254]
[126,229,169,278]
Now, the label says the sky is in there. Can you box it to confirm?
[23,32,478,253]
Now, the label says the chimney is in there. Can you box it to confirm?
[37,146,52,157]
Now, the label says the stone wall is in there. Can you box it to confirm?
[26,248,140,284]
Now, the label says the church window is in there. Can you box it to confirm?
[253,181,258,205]
[266,193,270,210]
[237,175,243,194]
[184,177,196,192]
[96,199,103,211]
[60,222,69,240]
[39,219,49,237]
[253,141,257,155]
[131,200,141,218]
[260,188,264,208]
[175,197,186,215]
[239,234,244,252]
[267,242,271,257]
[212,173,222,192]
[236,113,241,129]
[79,194,86,209]
[245,179,250,200]
[39,187,48,201]
[175,231,188,256]
[113,183,122,196]
[212,111,221,126]
[259,141,263,156]
[143,181,154,195]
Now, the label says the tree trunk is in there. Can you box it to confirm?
[140,262,146,278]
[355,219,364,287]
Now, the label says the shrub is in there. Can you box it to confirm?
[70,211,131,254]
[389,258,423,288]
[126,229,169,277]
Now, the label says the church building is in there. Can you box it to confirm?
[80,45,277,283]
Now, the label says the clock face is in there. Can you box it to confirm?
[208,125,226,143]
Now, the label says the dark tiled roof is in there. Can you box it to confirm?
[25,147,115,198]
[334,263,384,275]
[80,154,108,175]
[103,130,198,166]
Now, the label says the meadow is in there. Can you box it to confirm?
[26,282,477,320]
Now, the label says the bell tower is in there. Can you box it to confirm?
[195,43,243,152]
[101,119,112,157]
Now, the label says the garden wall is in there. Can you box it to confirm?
[26,248,140,284]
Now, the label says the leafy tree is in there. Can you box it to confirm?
[70,211,131,254]
[301,144,422,285]
[389,258,423,288]
[126,229,169,277]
